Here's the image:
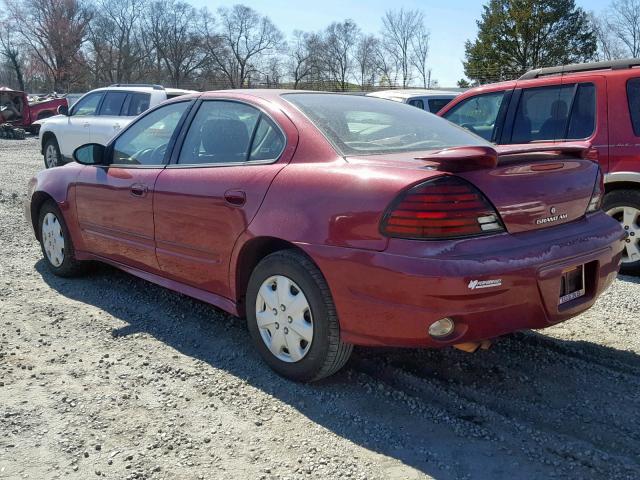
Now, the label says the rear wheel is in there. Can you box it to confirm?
[38,201,86,277]
[246,250,352,382]
[43,137,61,169]
[604,189,640,274]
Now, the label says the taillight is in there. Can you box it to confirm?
[586,167,604,213]
[380,176,504,239]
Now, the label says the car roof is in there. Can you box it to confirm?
[366,89,460,100]
[88,86,198,94]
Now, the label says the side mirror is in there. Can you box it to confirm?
[73,143,106,165]
[57,104,69,116]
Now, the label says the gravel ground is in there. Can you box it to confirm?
[1,136,639,480]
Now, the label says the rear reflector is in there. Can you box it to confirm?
[381,176,504,239]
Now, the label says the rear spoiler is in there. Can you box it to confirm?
[415,142,596,172]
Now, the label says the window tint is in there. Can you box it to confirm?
[627,78,640,136]
[112,102,189,166]
[408,98,424,109]
[442,91,506,142]
[428,98,453,113]
[126,93,151,116]
[71,92,104,116]
[511,85,573,143]
[567,84,596,139]
[250,116,285,161]
[99,92,127,116]
[179,101,260,164]
[286,93,489,155]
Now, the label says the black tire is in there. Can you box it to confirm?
[38,200,86,277]
[43,137,61,169]
[603,189,640,275]
[246,250,353,382]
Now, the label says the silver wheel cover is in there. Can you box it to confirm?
[255,275,314,363]
[42,212,65,267]
[607,205,640,264]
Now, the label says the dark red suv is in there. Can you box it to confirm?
[439,59,640,273]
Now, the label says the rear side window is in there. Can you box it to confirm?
[442,91,506,142]
[125,93,151,116]
[627,78,640,136]
[250,116,285,161]
[99,92,128,116]
[510,83,595,143]
[179,101,262,164]
[428,98,453,113]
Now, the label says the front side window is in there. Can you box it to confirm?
[428,98,453,113]
[442,91,506,142]
[407,98,424,109]
[99,92,127,116]
[112,101,189,166]
[71,92,104,116]
[286,93,489,156]
[179,101,266,164]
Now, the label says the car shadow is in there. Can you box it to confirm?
[35,260,640,480]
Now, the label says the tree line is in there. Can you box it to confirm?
[0,0,433,93]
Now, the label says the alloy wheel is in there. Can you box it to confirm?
[45,144,58,168]
[255,275,314,363]
[607,206,640,264]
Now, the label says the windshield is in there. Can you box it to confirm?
[284,93,489,155]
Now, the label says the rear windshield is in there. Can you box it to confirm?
[284,93,489,155]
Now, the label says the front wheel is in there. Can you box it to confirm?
[604,189,640,275]
[43,137,61,169]
[38,201,86,277]
[246,250,353,382]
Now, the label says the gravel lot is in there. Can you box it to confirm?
[1,136,639,480]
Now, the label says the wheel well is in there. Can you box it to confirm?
[30,191,55,241]
[234,237,308,317]
[605,181,640,194]
[41,131,55,154]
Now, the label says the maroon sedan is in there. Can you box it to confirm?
[26,90,624,381]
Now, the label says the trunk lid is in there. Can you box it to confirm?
[347,142,600,234]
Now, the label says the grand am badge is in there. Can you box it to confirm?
[468,279,503,290]
[535,207,568,225]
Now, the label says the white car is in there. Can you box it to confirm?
[366,89,460,113]
[38,84,196,168]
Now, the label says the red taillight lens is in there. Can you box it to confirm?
[586,167,604,213]
[381,176,504,239]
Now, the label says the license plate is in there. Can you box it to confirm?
[559,265,585,305]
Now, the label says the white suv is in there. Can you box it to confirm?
[38,84,196,168]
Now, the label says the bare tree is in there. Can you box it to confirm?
[88,0,148,84]
[355,34,378,89]
[590,12,625,61]
[322,20,359,91]
[145,0,205,88]
[607,0,640,57]
[0,13,25,90]
[381,8,425,87]
[410,25,430,88]
[4,0,92,91]
[287,30,320,89]
[203,5,283,88]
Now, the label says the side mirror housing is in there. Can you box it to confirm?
[57,104,69,116]
[73,143,106,165]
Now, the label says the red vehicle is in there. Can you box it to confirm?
[438,59,640,273]
[25,91,624,381]
[0,86,68,133]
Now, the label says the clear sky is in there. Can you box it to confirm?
[192,0,609,87]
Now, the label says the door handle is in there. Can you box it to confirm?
[113,123,121,130]
[224,189,246,206]
[83,122,90,128]
[130,183,148,197]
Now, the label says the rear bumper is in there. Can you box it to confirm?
[300,212,625,347]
